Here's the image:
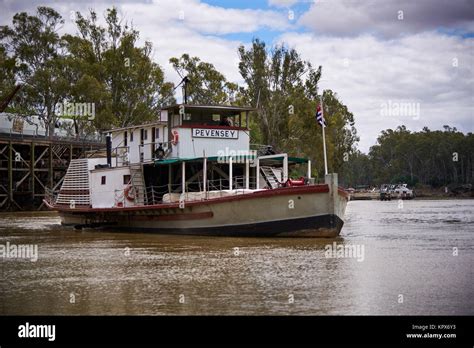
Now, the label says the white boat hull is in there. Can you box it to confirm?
[49,174,348,237]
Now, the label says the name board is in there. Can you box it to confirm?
[192,128,238,139]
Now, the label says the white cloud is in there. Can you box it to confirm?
[0,0,274,88]
[268,0,299,8]
[119,0,254,87]
[299,0,474,38]
[277,31,474,151]
[120,0,290,35]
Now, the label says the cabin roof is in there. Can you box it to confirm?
[161,104,256,113]
[106,121,167,133]
[104,104,255,133]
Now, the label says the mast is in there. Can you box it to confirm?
[321,91,328,175]
[182,76,189,104]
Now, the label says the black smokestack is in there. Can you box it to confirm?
[106,134,112,167]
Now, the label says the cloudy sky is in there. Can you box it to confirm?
[1,0,473,152]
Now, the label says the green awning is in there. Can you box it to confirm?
[155,155,257,166]
[260,156,309,164]
[154,159,179,165]
[154,158,196,165]
[154,155,308,166]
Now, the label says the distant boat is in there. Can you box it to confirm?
[44,104,348,237]
[391,183,415,199]
[380,183,414,200]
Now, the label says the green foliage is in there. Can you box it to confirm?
[342,126,474,187]
[0,7,67,134]
[339,151,373,187]
[238,39,359,179]
[65,8,175,130]
[169,54,238,104]
[0,44,16,102]
[0,6,175,137]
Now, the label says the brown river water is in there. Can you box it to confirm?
[0,199,473,315]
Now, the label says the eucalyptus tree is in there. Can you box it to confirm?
[0,7,68,135]
[238,39,358,178]
[169,53,238,105]
[65,7,175,130]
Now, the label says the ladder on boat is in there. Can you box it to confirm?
[260,166,281,189]
[130,164,147,205]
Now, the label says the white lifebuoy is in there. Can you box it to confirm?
[171,130,179,145]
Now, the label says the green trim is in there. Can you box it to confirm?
[261,156,308,164]
[154,155,307,166]
[154,155,257,166]
[154,158,196,165]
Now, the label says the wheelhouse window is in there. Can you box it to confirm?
[166,106,252,129]
[130,131,134,142]
[178,108,247,127]
[124,131,128,146]
[101,176,106,185]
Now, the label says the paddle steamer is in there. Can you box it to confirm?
[45,104,348,237]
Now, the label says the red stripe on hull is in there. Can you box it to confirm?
[45,184,330,213]
[132,212,214,221]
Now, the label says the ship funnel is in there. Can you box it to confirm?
[106,134,112,167]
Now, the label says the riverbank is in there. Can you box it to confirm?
[414,185,473,199]
[349,184,473,200]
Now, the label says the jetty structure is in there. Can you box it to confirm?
[0,129,103,211]
[0,85,104,211]
[44,102,349,237]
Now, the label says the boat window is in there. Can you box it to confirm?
[123,174,131,185]
[160,110,168,122]
[212,114,220,122]
[172,113,181,127]
[101,176,106,185]
[130,131,134,142]
[155,128,159,139]
[124,131,128,146]
[144,129,148,140]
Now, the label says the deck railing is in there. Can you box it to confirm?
[0,127,104,143]
[127,176,259,206]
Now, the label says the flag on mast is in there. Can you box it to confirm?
[316,104,326,127]
[317,93,329,175]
